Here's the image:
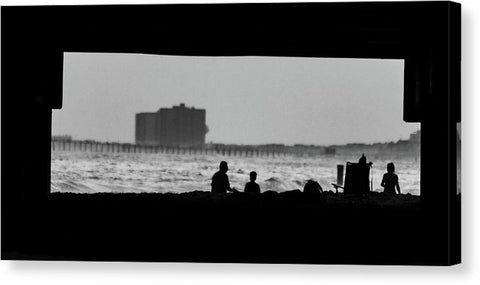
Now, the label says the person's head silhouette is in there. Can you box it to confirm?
[249,171,257,182]
[387,162,395,173]
[359,153,367,164]
[219,161,229,173]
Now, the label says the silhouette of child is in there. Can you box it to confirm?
[244,171,261,194]
[381,162,401,195]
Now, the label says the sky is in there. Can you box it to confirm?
[52,53,420,145]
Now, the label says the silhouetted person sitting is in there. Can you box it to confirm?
[303,179,323,195]
[211,161,236,194]
[381,162,401,195]
[244,171,261,194]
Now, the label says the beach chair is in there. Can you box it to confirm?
[332,162,371,194]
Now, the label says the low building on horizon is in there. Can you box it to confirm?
[135,103,208,147]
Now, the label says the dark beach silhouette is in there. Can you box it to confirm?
[381,162,401,194]
[25,190,422,264]
[244,171,261,194]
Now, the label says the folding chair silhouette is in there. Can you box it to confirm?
[332,162,371,194]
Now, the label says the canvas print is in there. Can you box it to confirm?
[49,55,427,263]
[1,2,460,265]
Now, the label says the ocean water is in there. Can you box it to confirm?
[51,151,420,195]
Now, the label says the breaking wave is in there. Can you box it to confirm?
[51,152,420,195]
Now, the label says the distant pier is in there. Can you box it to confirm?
[51,137,420,158]
[50,140,318,157]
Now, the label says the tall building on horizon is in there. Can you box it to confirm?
[135,103,207,147]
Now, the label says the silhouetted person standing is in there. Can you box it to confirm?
[244,171,261,194]
[381,162,401,195]
[211,161,235,193]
